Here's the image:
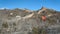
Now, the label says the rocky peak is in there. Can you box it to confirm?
[41,7,47,10]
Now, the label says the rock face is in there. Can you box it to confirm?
[0,7,60,34]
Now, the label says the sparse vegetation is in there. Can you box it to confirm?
[0,7,60,34]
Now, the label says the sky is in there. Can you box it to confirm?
[0,0,60,11]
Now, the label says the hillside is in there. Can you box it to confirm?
[0,7,60,34]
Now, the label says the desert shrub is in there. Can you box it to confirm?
[13,23,16,26]
[2,22,8,28]
[32,27,39,34]
[32,27,47,34]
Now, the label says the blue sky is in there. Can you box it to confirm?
[0,0,60,11]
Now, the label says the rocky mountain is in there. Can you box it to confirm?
[0,7,60,34]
